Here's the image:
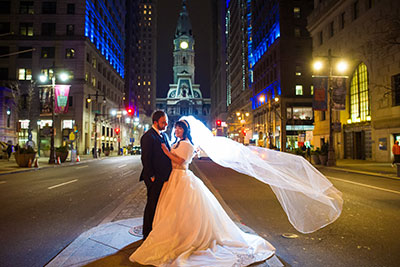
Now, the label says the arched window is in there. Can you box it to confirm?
[350,62,370,122]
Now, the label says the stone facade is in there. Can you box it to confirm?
[308,0,400,162]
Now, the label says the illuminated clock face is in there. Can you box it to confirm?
[180,41,189,49]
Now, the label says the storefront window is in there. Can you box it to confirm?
[287,107,313,120]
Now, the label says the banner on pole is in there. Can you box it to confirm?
[54,85,71,113]
[312,77,328,111]
[332,77,347,110]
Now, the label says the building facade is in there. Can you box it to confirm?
[0,0,131,155]
[134,0,157,118]
[308,0,400,162]
[225,0,252,143]
[210,0,227,128]
[225,0,314,149]
[156,0,211,128]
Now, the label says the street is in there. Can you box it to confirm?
[193,160,400,267]
[0,156,142,267]
[1,156,400,267]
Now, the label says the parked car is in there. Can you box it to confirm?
[131,146,141,155]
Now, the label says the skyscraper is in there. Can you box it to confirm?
[135,0,158,117]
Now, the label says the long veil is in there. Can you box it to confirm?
[177,115,343,234]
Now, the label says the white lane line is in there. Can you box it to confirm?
[48,179,78,190]
[0,181,6,185]
[75,165,88,169]
[117,164,127,168]
[327,176,400,195]
[122,170,136,177]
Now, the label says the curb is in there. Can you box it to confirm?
[318,166,400,180]
[0,157,105,176]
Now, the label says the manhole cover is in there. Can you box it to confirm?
[281,233,299,239]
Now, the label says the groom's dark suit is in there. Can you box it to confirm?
[140,127,172,239]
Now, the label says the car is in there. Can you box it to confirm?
[131,146,141,155]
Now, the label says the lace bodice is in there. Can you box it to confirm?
[171,140,195,170]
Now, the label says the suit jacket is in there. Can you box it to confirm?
[139,128,172,183]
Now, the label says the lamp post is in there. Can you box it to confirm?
[39,71,69,164]
[313,49,348,166]
[87,91,106,158]
[259,94,280,149]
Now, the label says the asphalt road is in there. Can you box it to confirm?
[0,156,142,267]
[193,159,400,267]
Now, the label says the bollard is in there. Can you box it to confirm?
[28,158,32,168]
[397,163,400,177]
[57,157,61,165]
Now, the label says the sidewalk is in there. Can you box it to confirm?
[45,162,285,267]
[319,158,399,179]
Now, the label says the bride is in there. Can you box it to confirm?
[130,116,343,266]
[130,119,275,266]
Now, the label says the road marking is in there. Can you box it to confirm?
[48,179,78,190]
[122,170,136,177]
[75,165,88,169]
[327,176,400,195]
[118,164,127,168]
[0,181,6,185]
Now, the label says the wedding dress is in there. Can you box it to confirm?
[130,140,275,266]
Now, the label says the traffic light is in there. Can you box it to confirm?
[126,107,134,116]
[115,128,120,134]
[216,120,222,127]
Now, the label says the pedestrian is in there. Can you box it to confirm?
[6,144,12,160]
[392,140,400,167]
[98,148,101,158]
[306,146,311,162]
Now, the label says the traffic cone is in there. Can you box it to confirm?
[34,158,39,168]
[57,156,61,165]
[76,155,80,162]
[28,158,32,168]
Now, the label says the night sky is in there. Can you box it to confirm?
[156,0,212,98]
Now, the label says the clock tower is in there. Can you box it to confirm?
[157,0,210,126]
[173,0,195,83]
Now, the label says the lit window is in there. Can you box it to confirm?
[296,72,302,76]
[65,48,75,59]
[311,85,314,95]
[18,68,32,80]
[144,10,147,14]
[294,7,301,18]
[350,62,370,122]
[295,85,303,95]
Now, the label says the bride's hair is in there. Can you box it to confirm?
[172,120,194,148]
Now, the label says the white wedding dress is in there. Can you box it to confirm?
[130,140,275,266]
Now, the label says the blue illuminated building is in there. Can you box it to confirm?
[85,0,125,78]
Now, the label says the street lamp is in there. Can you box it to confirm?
[86,91,107,158]
[39,71,69,164]
[313,49,348,166]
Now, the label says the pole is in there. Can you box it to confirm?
[93,113,98,158]
[327,49,336,166]
[49,76,56,164]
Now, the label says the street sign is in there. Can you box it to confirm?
[69,132,75,141]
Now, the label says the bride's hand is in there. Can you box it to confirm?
[161,143,169,154]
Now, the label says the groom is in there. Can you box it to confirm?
[140,110,172,240]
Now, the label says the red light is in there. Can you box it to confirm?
[216,120,222,127]
[126,108,133,116]
[115,128,120,134]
